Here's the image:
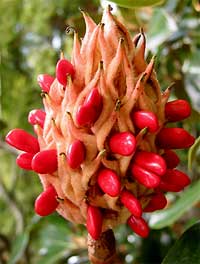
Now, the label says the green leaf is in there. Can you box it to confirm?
[8,233,29,264]
[149,180,200,229]
[108,0,165,8]
[188,136,200,170]
[161,221,200,264]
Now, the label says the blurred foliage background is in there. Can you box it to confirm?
[0,0,200,263]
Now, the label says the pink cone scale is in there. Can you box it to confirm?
[109,132,136,156]
[97,169,121,197]
[86,205,103,240]
[120,189,142,217]
[56,59,75,86]
[32,149,58,174]
[132,110,159,133]
[16,152,34,170]
[34,185,59,216]
[67,140,85,169]
[28,109,46,128]
[127,215,149,238]
[165,99,191,122]
[5,128,40,153]
[37,74,55,93]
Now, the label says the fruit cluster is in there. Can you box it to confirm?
[5,8,195,240]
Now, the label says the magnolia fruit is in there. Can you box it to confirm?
[5,8,195,240]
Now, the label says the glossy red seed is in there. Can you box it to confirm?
[86,205,103,240]
[127,215,149,238]
[97,169,121,197]
[156,128,195,149]
[67,140,85,169]
[28,109,46,128]
[120,189,142,217]
[76,104,98,126]
[5,128,40,153]
[16,152,34,170]
[32,149,58,174]
[109,132,136,156]
[34,185,59,216]
[162,150,180,169]
[165,99,191,122]
[132,110,159,133]
[131,164,161,188]
[56,59,75,86]
[134,151,166,176]
[84,88,103,111]
[143,192,167,212]
[37,74,55,93]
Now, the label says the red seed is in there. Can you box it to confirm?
[28,109,46,128]
[32,149,58,174]
[97,169,121,197]
[56,59,75,86]
[67,140,85,169]
[76,104,98,126]
[156,128,195,149]
[5,128,40,153]
[37,74,55,93]
[162,150,180,169]
[86,205,103,240]
[165,99,191,122]
[143,192,167,212]
[131,164,161,188]
[127,215,149,238]
[120,189,142,217]
[109,132,136,156]
[134,151,166,176]
[16,152,34,170]
[84,88,103,112]
[34,185,59,216]
[132,110,159,133]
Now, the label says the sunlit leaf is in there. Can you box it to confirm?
[188,136,200,170]
[108,0,165,8]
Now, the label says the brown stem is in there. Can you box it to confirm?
[87,229,122,264]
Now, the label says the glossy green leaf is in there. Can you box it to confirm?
[149,180,200,229]
[108,0,165,8]
[161,221,200,264]
[188,136,200,170]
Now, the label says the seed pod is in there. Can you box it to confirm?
[132,110,159,133]
[162,150,180,169]
[16,152,34,170]
[143,192,167,212]
[134,151,166,176]
[34,185,59,216]
[84,87,103,112]
[32,149,58,174]
[109,132,136,156]
[56,59,75,86]
[127,215,149,238]
[97,169,121,197]
[131,164,161,188]
[76,104,98,126]
[67,140,85,169]
[120,189,142,217]
[86,205,103,240]
[5,128,40,153]
[37,74,55,93]
[28,109,46,128]
[156,128,195,149]
[165,99,191,122]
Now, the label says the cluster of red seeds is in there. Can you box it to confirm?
[5,10,195,240]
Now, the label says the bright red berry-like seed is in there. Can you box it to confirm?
[162,150,180,169]
[37,74,55,93]
[134,151,166,176]
[127,215,149,238]
[131,164,161,188]
[109,132,136,156]
[120,189,142,217]
[56,59,75,86]
[132,110,159,133]
[86,205,103,240]
[34,185,59,216]
[143,192,167,212]
[5,128,40,153]
[28,109,46,128]
[76,104,98,126]
[84,88,103,112]
[165,99,191,122]
[16,152,34,170]
[97,169,121,197]
[156,128,195,149]
[32,149,58,174]
[67,140,85,169]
